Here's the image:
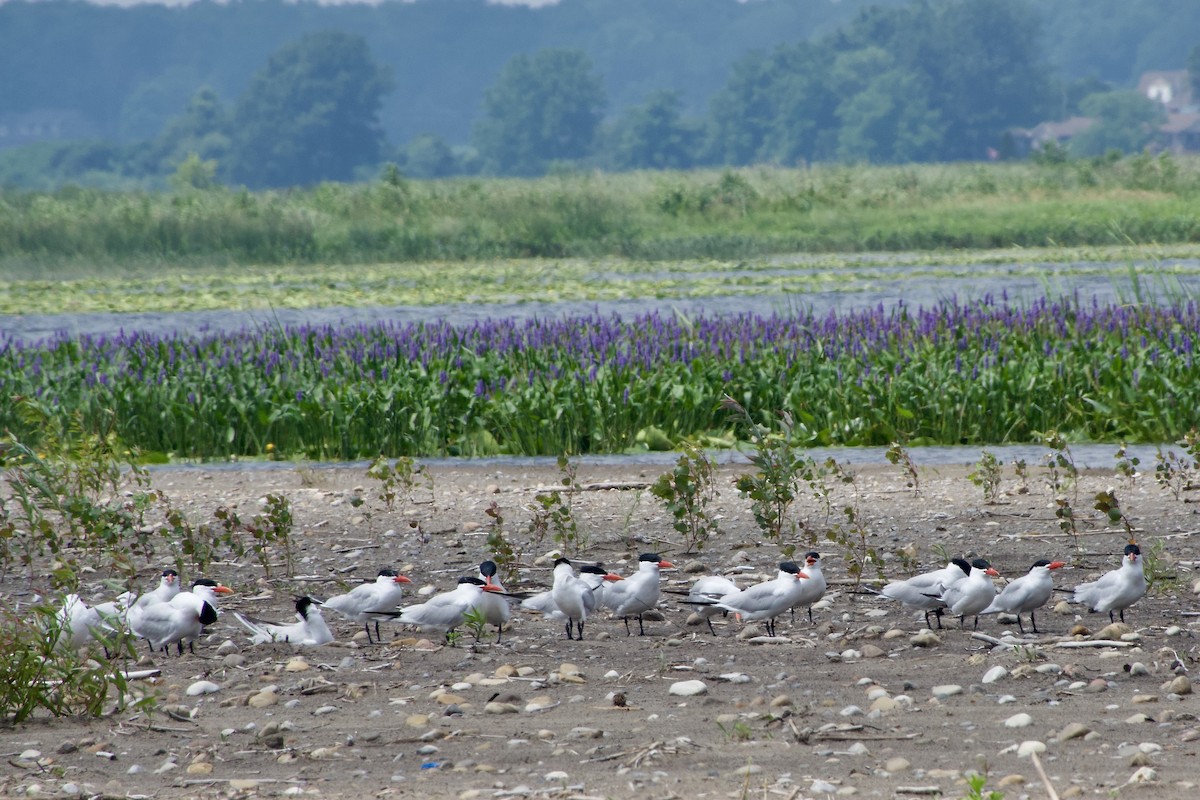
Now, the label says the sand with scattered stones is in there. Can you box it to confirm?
[3,459,1199,800]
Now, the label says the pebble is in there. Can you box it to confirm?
[1127,767,1157,784]
[718,672,751,683]
[248,690,278,708]
[186,680,221,696]
[1168,676,1193,695]
[1057,722,1091,741]
[1004,713,1033,728]
[811,780,839,794]
[544,770,569,782]
[669,680,708,697]
[735,764,763,776]
[1096,622,1132,640]
[860,644,886,658]
[931,684,963,699]
[1128,662,1150,676]
[983,666,1008,684]
[484,702,520,714]
[885,757,911,772]
[1017,740,1047,757]
[997,774,1026,788]
[284,657,310,672]
[910,631,941,647]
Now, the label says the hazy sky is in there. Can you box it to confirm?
[34,0,562,6]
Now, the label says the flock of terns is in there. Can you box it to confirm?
[52,543,1149,655]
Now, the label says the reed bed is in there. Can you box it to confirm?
[3,156,1200,274]
[2,294,1196,460]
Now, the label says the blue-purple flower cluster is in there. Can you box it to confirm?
[2,293,1197,459]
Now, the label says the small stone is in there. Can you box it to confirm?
[983,666,1008,684]
[811,780,838,794]
[1005,713,1034,728]
[1127,767,1157,784]
[284,657,310,672]
[216,640,240,655]
[910,630,941,647]
[186,761,213,775]
[1128,662,1150,676]
[1095,622,1132,640]
[735,764,763,776]
[1128,752,1154,767]
[771,694,793,708]
[884,757,911,772]
[870,697,899,713]
[931,684,963,699]
[860,644,886,658]
[568,727,603,739]
[186,680,220,696]
[1054,601,1073,615]
[669,680,708,697]
[1168,676,1193,695]
[1057,722,1091,741]
[543,770,569,782]
[997,774,1026,788]
[1125,713,1151,724]
[1017,740,1046,757]
[405,714,430,728]
[436,693,467,705]
[484,702,520,714]
[248,690,278,708]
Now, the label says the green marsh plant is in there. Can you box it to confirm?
[1154,428,1200,501]
[885,441,920,495]
[649,441,721,553]
[968,450,1003,504]
[725,396,810,548]
[527,455,585,555]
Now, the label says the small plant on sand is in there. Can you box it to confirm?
[211,493,295,578]
[968,450,1003,504]
[1093,488,1136,539]
[1154,428,1200,501]
[885,441,920,495]
[650,441,721,553]
[461,605,488,643]
[1011,457,1030,494]
[962,772,1004,800]
[1113,442,1140,488]
[821,459,884,586]
[484,501,521,587]
[1040,429,1079,502]
[367,454,430,510]
[725,396,809,546]
[528,455,585,554]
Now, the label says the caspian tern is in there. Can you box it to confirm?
[681,574,740,635]
[54,594,115,651]
[711,562,809,637]
[545,558,624,639]
[233,596,334,646]
[476,560,512,642]
[372,576,504,640]
[876,558,971,629]
[1072,543,1147,623]
[131,568,181,609]
[603,552,675,636]
[521,563,622,621]
[791,551,828,624]
[322,568,413,643]
[930,558,1000,630]
[980,559,1066,633]
[127,593,219,655]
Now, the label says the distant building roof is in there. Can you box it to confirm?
[1138,70,1194,111]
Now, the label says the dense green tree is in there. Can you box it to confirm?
[148,88,231,175]
[834,59,943,163]
[1188,44,1200,100]
[402,134,459,179]
[472,48,606,176]
[227,31,393,188]
[604,90,701,170]
[1069,90,1166,156]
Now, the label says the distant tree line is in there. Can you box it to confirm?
[0,0,1197,189]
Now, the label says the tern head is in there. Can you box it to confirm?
[1124,543,1141,563]
[804,551,821,566]
[1032,559,1067,571]
[161,568,179,586]
[581,563,624,582]
[479,560,498,578]
[779,562,811,580]
[970,558,1000,577]
[638,552,675,569]
[295,596,319,617]
[192,578,234,595]
[554,557,573,568]
[950,558,972,576]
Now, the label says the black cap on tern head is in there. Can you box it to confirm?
[479,560,498,577]
[1124,543,1141,556]
[192,578,220,589]
[1031,559,1053,569]
[580,564,607,575]
[378,568,398,577]
[638,553,662,562]
[780,562,802,574]
[162,568,179,577]
[458,576,486,586]
[295,596,315,616]
[553,557,572,568]
[950,558,972,574]
[804,551,820,561]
